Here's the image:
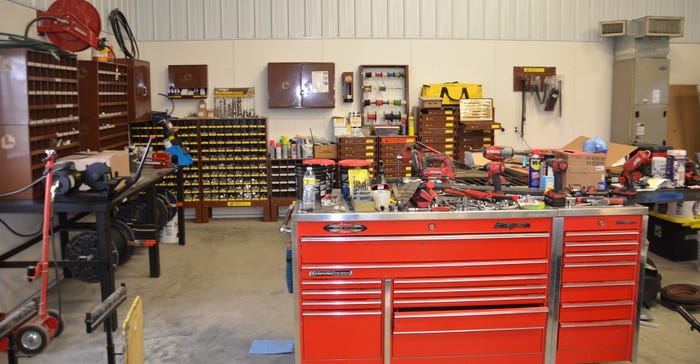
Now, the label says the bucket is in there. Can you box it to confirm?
[158,215,179,244]
[338,160,373,198]
[296,159,335,200]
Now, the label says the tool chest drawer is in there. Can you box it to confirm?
[392,307,547,358]
[560,281,636,302]
[564,215,643,232]
[561,261,638,283]
[301,310,382,361]
[557,320,633,351]
[559,301,634,322]
[563,251,638,263]
[300,233,549,264]
[564,240,639,253]
[393,274,547,308]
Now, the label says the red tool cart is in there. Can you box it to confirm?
[289,206,647,364]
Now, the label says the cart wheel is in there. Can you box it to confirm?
[47,309,64,338]
[156,188,178,221]
[16,324,48,356]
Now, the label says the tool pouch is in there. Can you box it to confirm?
[421,82,483,105]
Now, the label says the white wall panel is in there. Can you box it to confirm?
[305,0,323,37]
[237,0,255,38]
[338,0,355,37]
[371,0,388,38]
[387,0,404,37]
[254,0,271,38]
[404,0,420,38]
[12,0,699,43]
[288,0,305,37]
[419,0,436,37]
[322,0,339,37]
[354,0,371,37]
[220,0,238,38]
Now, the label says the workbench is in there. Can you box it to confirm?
[290,201,648,364]
[0,167,185,325]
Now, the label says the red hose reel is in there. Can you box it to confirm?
[36,0,103,52]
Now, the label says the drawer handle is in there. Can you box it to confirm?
[563,262,637,268]
[566,231,639,237]
[302,300,381,306]
[394,326,543,335]
[562,300,633,309]
[395,274,547,285]
[561,320,632,328]
[566,242,638,247]
[302,289,382,295]
[304,259,548,270]
[303,310,382,317]
[563,281,634,288]
[301,232,550,243]
[395,307,548,319]
[564,252,638,258]
[394,285,546,294]
[395,294,545,305]
[301,279,382,286]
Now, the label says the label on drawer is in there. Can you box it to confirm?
[308,270,352,277]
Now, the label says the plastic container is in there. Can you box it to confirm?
[302,167,316,210]
[338,159,373,198]
[295,159,335,201]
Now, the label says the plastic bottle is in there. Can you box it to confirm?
[302,167,316,211]
[597,174,607,191]
[408,115,415,136]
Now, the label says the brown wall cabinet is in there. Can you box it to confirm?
[168,64,208,99]
[268,62,335,108]
[116,58,151,123]
[78,60,130,151]
[0,48,81,199]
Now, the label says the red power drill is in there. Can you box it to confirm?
[613,149,652,196]
[544,158,568,207]
[483,146,516,192]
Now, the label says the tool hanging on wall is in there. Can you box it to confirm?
[531,75,562,112]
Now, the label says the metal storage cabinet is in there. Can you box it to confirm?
[0,48,81,199]
[268,62,335,108]
[292,206,647,364]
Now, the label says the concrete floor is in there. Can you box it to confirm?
[2,218,700,363]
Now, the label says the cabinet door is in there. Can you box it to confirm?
[301,63,335,108]
[268,63,301,108]
[131,59,151,123]
[301,311,382,361]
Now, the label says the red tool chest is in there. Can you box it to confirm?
[292,207,647,364]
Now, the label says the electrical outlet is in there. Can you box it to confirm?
[514,126,519,134]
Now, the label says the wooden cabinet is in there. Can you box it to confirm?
[0,48,81,199]
[78,60,130,151]
[268,62,335,108]
[167,64,207,99]
[116,58,151,123]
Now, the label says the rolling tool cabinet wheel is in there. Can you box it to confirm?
[46,309,64,338]
[156,188,178,221]
[111,219,135,265]
[16,324,48,355]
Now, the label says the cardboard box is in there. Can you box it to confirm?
[553,149,607,188]
[59,150,130,178]
[419,97,442,108]
[314,144,337,159]
[561,136,638,171]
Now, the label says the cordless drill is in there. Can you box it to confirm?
[612,149,652,197]
[482,146,515,192]
[544,158,568,207]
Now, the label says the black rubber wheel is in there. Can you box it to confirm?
[111,219,134,265]
[156,188,178,221]
[660,284,700,304]
[16,324,48,356]
[154,194,170,229]
[46,309,64,338]
[65,231,119,283]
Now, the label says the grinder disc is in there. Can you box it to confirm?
[43,0,102,52]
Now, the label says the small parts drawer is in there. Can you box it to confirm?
[560,281,636,303]
[393,307,547,358]
[564,240,639,253]
[393,274,547,308]
[563,251,638,263]
[565,230,641,243]
[559,301,634,322]
[300,278,382,311]
[564,215,642,232]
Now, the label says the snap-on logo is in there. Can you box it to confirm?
[616,220,637,225]
[494,222,531,229]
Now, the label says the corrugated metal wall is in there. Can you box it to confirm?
[9,0,700,43]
